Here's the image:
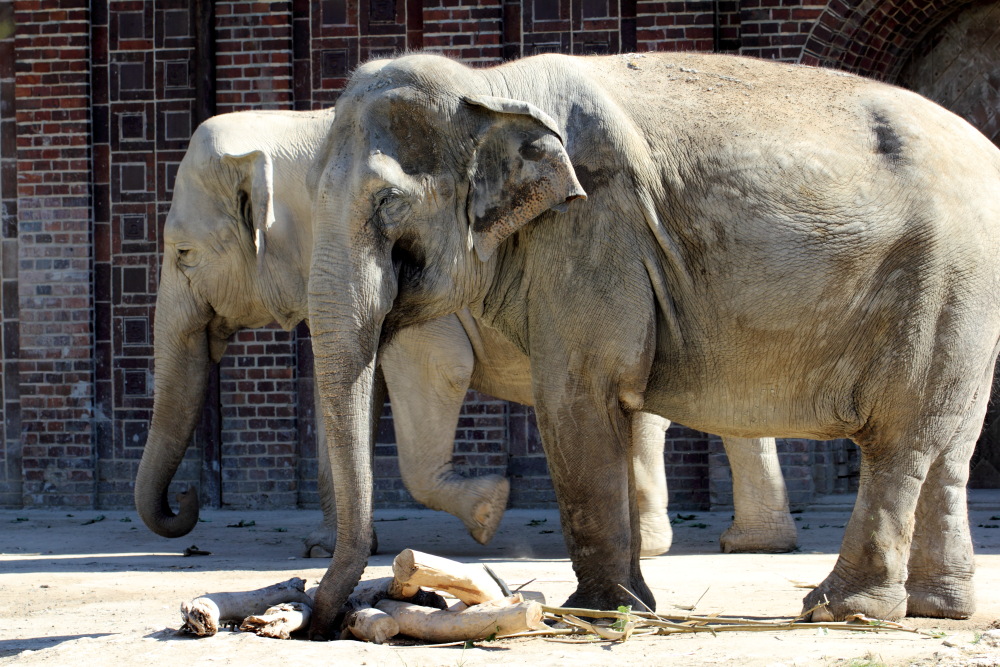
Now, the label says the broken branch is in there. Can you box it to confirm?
[375,594,544,643]
[239,602,312,639]
[345,607,400,644]
[181,577,312,636]
[391,549,505,605]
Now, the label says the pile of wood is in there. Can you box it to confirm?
[179,549,544,642]
[178,552,953,646]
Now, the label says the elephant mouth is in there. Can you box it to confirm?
[392,239,424,290]
[381,239,426,348]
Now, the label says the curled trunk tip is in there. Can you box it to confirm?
[136,485,200,538]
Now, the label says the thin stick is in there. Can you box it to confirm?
[616,583,665,622]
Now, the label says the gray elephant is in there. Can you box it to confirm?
[134,108,797,558]
[305,50,1000,636]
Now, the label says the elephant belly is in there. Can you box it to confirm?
[642,332,861,442]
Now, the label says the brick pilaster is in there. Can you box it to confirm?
[739,1,825,62]
[212,1,299,509]
[422,1,502,65]
[636,1,715,53]
[215,0,294,112]
[15,0,94,507]
[0,0,20,507]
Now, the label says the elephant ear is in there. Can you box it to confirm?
[463,95,587,262]
[220,150,275,258]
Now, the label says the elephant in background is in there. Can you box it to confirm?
[134,107,798,558]
[305,51,1000,635]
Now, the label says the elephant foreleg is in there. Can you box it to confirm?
[381,316,510,545]
[718,437,798,553]
[304,376,338,557]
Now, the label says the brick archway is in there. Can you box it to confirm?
[800,0,971,81]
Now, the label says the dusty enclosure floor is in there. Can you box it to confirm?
[2,493,1000,666]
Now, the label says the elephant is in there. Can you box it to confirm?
[305,50,1000,636]
[133,107,798,558]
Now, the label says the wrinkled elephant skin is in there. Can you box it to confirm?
[135,106,797,557]
[307,51,1000,636]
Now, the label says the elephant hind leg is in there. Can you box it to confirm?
[904,362,994,618]
[800,431,928,622]
[904,443,977,619]
[719,437,797,554]
[801,373,992,622]
[632,412,672,557]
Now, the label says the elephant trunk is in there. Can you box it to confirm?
[307,230,396,638]
[134,270,212,538]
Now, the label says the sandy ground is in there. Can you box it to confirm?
[2,492,1000,666]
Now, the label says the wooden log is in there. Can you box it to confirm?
[345,607,400,644]
[391,549,505,605]
[180,577,312,636]
[375,595,544,643]
[340,576,448,615]
[239,602,312,639]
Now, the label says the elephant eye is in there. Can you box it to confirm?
[175,245,196,265]
[373,188,409,229]
[375,188,402,209]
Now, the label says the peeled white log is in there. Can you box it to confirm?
[346,607,400,644]
[341,576,448,614]
[181,577,312,636]
[239,602,312,639]
[375,595,544,643]
[391,549,505,605]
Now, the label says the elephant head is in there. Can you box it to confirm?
[306,54,586,635]
[135,110,333,538]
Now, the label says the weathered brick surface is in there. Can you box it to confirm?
[0,1,21,508]
[216,1,294,112]
[739,1,825,61]
[14,0,95,507]
[800,0,969,80]
[3,0,996,511]
[219,327,300,508]
[422,1,503,63]
[92,0,206,510]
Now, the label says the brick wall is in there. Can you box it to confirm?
[214,1,301,509]
[0,1,19,507]
[2,0,993,511]
[91,0,208,509]
[423,1,502,63]
[739,1,825,61]
[800,0,969,79]
[14,0,95,507]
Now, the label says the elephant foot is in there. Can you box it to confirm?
[457,475,510,545]
[302,524,378,558]
[719,515,797,554]
[564,574,656,613]
[639,510,672,557]
[800,572,908,622]
[302,524,335,558]
[905,577,975,619]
